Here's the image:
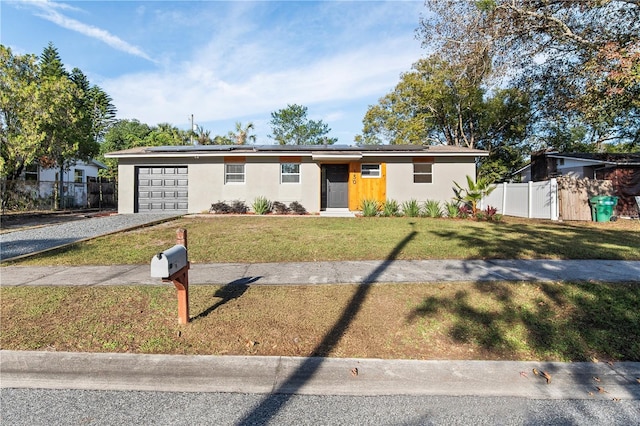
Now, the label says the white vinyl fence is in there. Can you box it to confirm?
[481,178,559,220]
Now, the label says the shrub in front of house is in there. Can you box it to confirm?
[423,200,443,218]
[210,200,248,214]
[361,199,381,217]
[475,205,502,221]
[458,204,473,219]
[402,199,422,217]
[444,201,460,218]
[272,201,290,215]
[230,200,248,214]
[252,196,272,215]
[289,201,307,215]
[210,201,232,214]
[381,199,401,217]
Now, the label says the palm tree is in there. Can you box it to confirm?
[453,175,496,214]
[193,124,213,145]
[228,121,256,145]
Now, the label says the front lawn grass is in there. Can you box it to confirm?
[3,216,638,361]
[2,281,638,361]
[7,215,640,266]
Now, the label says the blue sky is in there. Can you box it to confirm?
[2,0,426,144]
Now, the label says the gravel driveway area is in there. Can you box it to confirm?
[0,213,181,261]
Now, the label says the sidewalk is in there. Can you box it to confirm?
[2,260,639,399]
[2,351,639,400]
[2,259,640,286]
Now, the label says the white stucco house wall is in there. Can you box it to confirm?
[105,144,488,214]
[19,159,106,207]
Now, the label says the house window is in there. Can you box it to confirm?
[361,164,381,178]
[281,163,300,183]
[225,163,245,184]
[74,169,84,183]
[24,164,38,181]
[413,162,433,183]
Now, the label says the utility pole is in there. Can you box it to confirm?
[190,114,194,145]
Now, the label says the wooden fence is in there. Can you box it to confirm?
[556,176,613,221]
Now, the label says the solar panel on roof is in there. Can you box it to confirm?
[143,144,430,153]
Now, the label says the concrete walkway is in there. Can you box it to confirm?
[2,259,640,287]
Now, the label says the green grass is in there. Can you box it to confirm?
[2,281,638,361]
[2,215,638,361]
[6,215,639,266]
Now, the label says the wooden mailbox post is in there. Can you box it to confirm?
[151,228,190,324]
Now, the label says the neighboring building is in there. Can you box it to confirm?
[16,159,107,208]
[105,144,488,214]
[516,150,640,216]
[26,159,106,185]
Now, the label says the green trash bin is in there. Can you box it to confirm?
[589,196,619,222]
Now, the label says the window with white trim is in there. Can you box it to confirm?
[361,164,381,178]
[74,169,84,183]
[281,163,300,183]
[413,162,433,183]
[225,163,245,184]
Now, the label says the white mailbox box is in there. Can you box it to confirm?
[150,244,188,278]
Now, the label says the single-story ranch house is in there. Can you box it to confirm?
[105,144,488,214]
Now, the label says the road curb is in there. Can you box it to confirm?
[2,351,639,400]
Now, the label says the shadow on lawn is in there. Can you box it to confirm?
[429,221,639,260]
[407,281,640,361]
[236,225,418,426]
[191,277,260,321]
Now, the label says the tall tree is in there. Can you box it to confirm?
[38,44,82,208]
[100,119,152,178]
[228,121,256,145]
[99,120,188,177]
[87,85,117,144]
[39,42,66,79]
[419,0,640,151]
[0,46,43,183]
[193,124,213,145]
[269,104,337,145]
[359,56,487,147]
[146,122,188,146]
[358,56,531,180]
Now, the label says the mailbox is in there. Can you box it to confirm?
[151,244,188,278]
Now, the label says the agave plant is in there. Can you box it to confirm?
[382,199,400,217]
[423,199,442,218]
[402,199,422,217]
[361,199,381,217]
[444,201,460,218]
[252,196,272,215]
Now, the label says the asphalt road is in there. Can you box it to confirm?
[2,388,639,425]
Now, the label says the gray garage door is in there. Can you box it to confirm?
[137,166,188,212]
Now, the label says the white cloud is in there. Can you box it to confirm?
[101,0,422,128]
[24,0,155,62]
[104,34,419,128]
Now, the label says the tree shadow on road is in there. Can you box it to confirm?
[236,225,418,425]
